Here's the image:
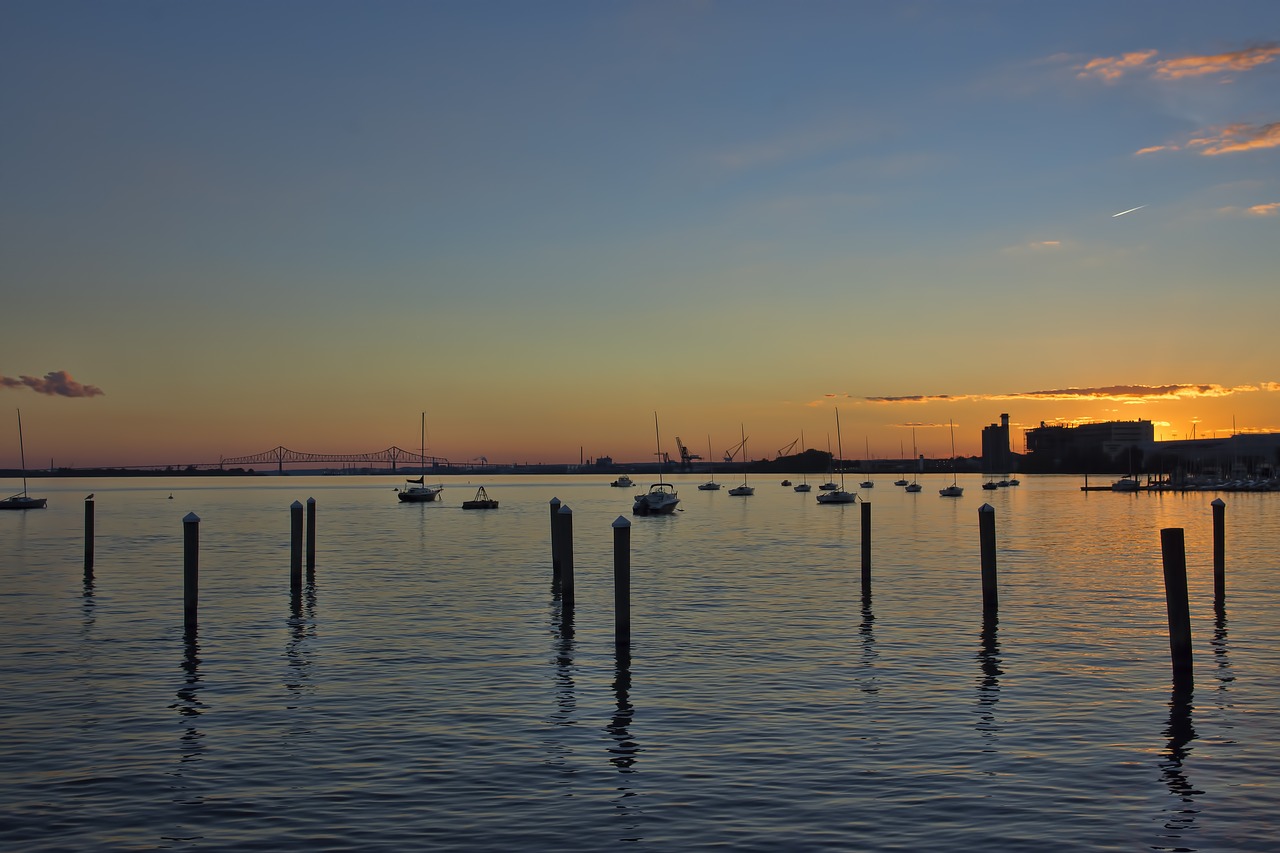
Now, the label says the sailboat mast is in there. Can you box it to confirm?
[17,409,29,496]
[836,408,845,488]
[654,412,664,485]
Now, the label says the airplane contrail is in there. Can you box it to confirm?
[1112,204,1147,217]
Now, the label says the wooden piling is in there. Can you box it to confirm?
[183,512,200,628]
[290,500,303,595]
[613,516,631,649]
[306,497,317,578]
[979,503,998,616]
[549,497,562,582]
[860,500,872,596]
[84,496,95,577]
[1160,527,1194,689]
[1212,498,1225,605]
[558,504,574,606]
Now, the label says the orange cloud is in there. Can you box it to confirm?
[1078,50,1157,81]
[1152,44,1280,79]
[1249,202,1280,216]
[1079,44,1279,83]
[1143,122,1280,158]
[866,384,1262,404]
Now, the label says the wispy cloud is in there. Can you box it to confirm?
[1153,45,1280,79]
[1189,122,1280,155]
[1217,201,1280,217]
[1000,239,1065,255]
[1137,122,1280,157]
[0,370,105,397]
[1078,44,1280,83]
[1078,49,1158,82]
[865,383,1268,404]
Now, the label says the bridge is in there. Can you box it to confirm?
[220,445,455,474]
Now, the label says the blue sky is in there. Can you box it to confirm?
[2,1,1277,466]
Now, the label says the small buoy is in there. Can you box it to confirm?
[168,493,174,499]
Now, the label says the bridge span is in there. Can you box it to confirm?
[221,445,454,474]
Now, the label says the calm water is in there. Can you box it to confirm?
[1,474,1276,851]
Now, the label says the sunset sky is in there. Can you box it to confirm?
[3,1,1278,468]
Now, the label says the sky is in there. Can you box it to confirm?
[2,0,1278,468]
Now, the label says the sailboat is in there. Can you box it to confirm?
[698,435,721,490]
[794,430,812,492]
[859,437,875,489]
[894,439,909,486]
[633,413,680,515]
[905,428,923,492]
[397,413,443,502]
[1,409,47,510]
[728,424,754,496]
[816,409,858,504]
[939,420,964,497]
[818,434,838,490]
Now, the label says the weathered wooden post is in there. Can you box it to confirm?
[559,503,574,606]
[306,497,317,578]
[1160,527,1194,689]
[183,512,200,628]
[290,500,303,595]
[84,496,95,577]
[860,500,872,596]
[549,497,562,582]
[613,516,631,649]
[979,503,998,616]
[1212,498,1225,605]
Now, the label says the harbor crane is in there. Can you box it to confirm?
[776,438,799,458]
[723,435,748,463]
[675,436,701,471]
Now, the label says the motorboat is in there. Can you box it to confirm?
[634,414,680,516]
[634,482,680,515]
[461,485,498,509]
[611,475,635,488]
[1111,476,1142,491]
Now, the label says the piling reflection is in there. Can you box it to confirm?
[544,599,577,773]
[1154,687,1201,850]
[1212,605,1233,695]
[167,626,206,813]
[859,594,878,696]
[975,616,1002,741]
[285,585,318,705]
[607,649,643,840]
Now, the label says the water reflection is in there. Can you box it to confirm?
[544,599,577,773]
[1154,687,1201,851]
[859,594,878,696]
[607,650,643,841]
[167,626,206,821]
[285,584,318,707]
[975,616,1002,742]
[1211,605,1233,695]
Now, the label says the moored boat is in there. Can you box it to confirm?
[816,408,858,504]
[398,413,443,502]
[461,485,498,509]
[0,409,46,511]
[634,414,680,515]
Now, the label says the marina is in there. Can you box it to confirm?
[1,474,1277,850]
